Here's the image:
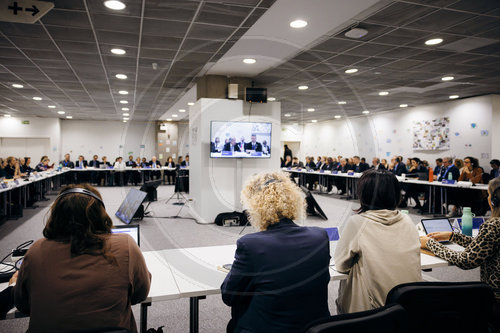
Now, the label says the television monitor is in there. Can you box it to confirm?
[210,121,272,158]
[245,87,267,103]
[115,188,147,224]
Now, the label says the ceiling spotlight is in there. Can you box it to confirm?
[362,110,370,114]
[399,104,408,108]
[338,101,347,105]
[179,109,186,112]
[12,83,23,88]
[243,58,256,64]
[345,27,368,39]
[166,118,172,121]
[123,120,127,123]
[104,1,126,10]
[4,114,11,118]
[123,113,129,116]
[345,68,358,74]
[120,100,128,104]
[66,116,73,119]
[115,74,127,79]
[118,90,128,95]
[378,91,389,96]
[187,102,195,106]
[442,76,454,81]
[311,119,317,123]
[172,114,178,118]
[48,105,56,108]
[298,85,308,90]
[111,48,126,55]
[307,108,315,112]
[33,97,42,101]
[290,19,308,28]
[57,111,65,115]
[284,113,291,117]
[334,115,341,119]
[268,97,276,101]
[449,95,459,99]
[121,107,129,111]
[123,117,129,121]
[425,38,443,46]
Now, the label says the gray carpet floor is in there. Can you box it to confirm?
[0,185,480,332]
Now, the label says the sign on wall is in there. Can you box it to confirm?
[412,117,450,150]
[0,1,54,24]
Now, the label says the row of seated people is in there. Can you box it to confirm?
[1,171,498,332]
[283,154,498,216]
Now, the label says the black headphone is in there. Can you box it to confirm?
[491,186,500,208]
[56,188,105,208]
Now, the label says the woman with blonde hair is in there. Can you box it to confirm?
[221,171,330,333]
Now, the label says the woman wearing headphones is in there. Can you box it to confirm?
[14,184,151,333]
[420,177,500,331]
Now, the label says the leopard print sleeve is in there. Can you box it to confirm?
[426,220,497,270]
[449,232,473,247]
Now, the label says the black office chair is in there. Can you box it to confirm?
[64,328,131,333]
[386,281,494,333]
[304,304,408,333]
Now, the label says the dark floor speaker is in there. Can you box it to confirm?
[300,186,328,220]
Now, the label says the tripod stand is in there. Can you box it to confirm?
[165,169,189,210]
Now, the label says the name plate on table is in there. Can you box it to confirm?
[250,151,262,156]
[331,171,338,174]
[347,172,354,176]
[296,168,302,171]
[34,174,40,179]
[1,183,7,189]
[319,169,325,173]
[287,167,292,170]
[107,166,114,169]
[442,179,456,185]
[14,180,19,185]
[221,151,233,156]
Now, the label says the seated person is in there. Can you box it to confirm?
[371,157,385,170]
[75,155,87,168]
[0,158,6,178]
[4,156,19,179]
[400,157,427,210]
[420,176,500,331]
[88,155,100,168]
[349,156,369,173]
[283,155,292,168]
[20,157,34,174]
[451,156,485,216]
[15,184,151,333]
[261,140,270,155]
[221,171,330,332]
[424,157,460,214]
[149,156,161,180]
[125,156,138,185]
[35,157,51,172]
[390,156,406,176]
[75,155,89,183]
[113,157,126,185]
[380,158,388,169]
[164,156,176,185]
[99,156,112,186]
[0,272,17,320]
[223,138,241,153]
[490,159,500,179]
[60,154,75,169]
[291,157,303,168]
[434,158,443,176]
[333,158,352,195]
[335,170,422,313]
[244,134,262,152]
[180,154,189,167]
[304,156,316,169]
[211,137,223,153]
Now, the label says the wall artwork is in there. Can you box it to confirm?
[412,117,450,151]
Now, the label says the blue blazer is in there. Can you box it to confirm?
[221,218,330,333]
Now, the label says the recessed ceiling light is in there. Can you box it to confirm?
[166,118,172,121]
[311,119,317,123]
[187,102,195,106]
[123,120,127,123]
[307,108,315,112]
[399,104,408,108]
[104,1,126,10]
[179,109,186,112]
[172,114,178,117]
[362,110,370,114]
[298,85,308,90]
[268,97,276,101]
[290,19,308,28]
[121,107,129,111]
[123,113,129,116]
[284,113,291,117]
[66,116,73,119]
[425,38,443,46]
[118,90,128,95]
[115,74,127,79]
[111,48,126,55]
[378,91,389,96]
[57,111,65,115]
[48,105,56,108]
[32,97,42,101]
[345,27,368,39]
[442,76,454,81]
[123,117,129,121]
[345,68,358,74]
[243,58,256,64]
[120,100,128,104]
[338,101,347,105]
[334,115,341,119]
[12,83,23,88]
[449,95,459,99]
[4,114,11,118]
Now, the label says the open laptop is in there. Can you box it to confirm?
[325,227,340,266]
[421,218,454,243]
[111,224,140,247]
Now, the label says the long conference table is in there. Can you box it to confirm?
[284,168,488,215]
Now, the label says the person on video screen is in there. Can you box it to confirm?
[223,137,241,152]
[245,134,262,152]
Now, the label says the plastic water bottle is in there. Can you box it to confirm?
[401,210,409,214]
[461,207,473,236]
[448,172,453,180]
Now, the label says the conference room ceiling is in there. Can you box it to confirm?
[255,0,500,124]
[0,0,275,121]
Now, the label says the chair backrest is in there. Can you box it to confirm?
[386,281,494,333]
[304,304,408,333]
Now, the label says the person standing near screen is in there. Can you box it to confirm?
[244,134,262,152]
[283,144,292,161]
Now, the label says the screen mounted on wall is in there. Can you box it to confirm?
[210,121,272,158]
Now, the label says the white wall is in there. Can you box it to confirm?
[189,98,281,223]
[0,116,61,163]
[291,95,496,169]
[177,122,189,158]
[61,120,156,161]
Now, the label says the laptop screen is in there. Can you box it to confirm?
[421,218,453,235]
[112,224,140,246]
